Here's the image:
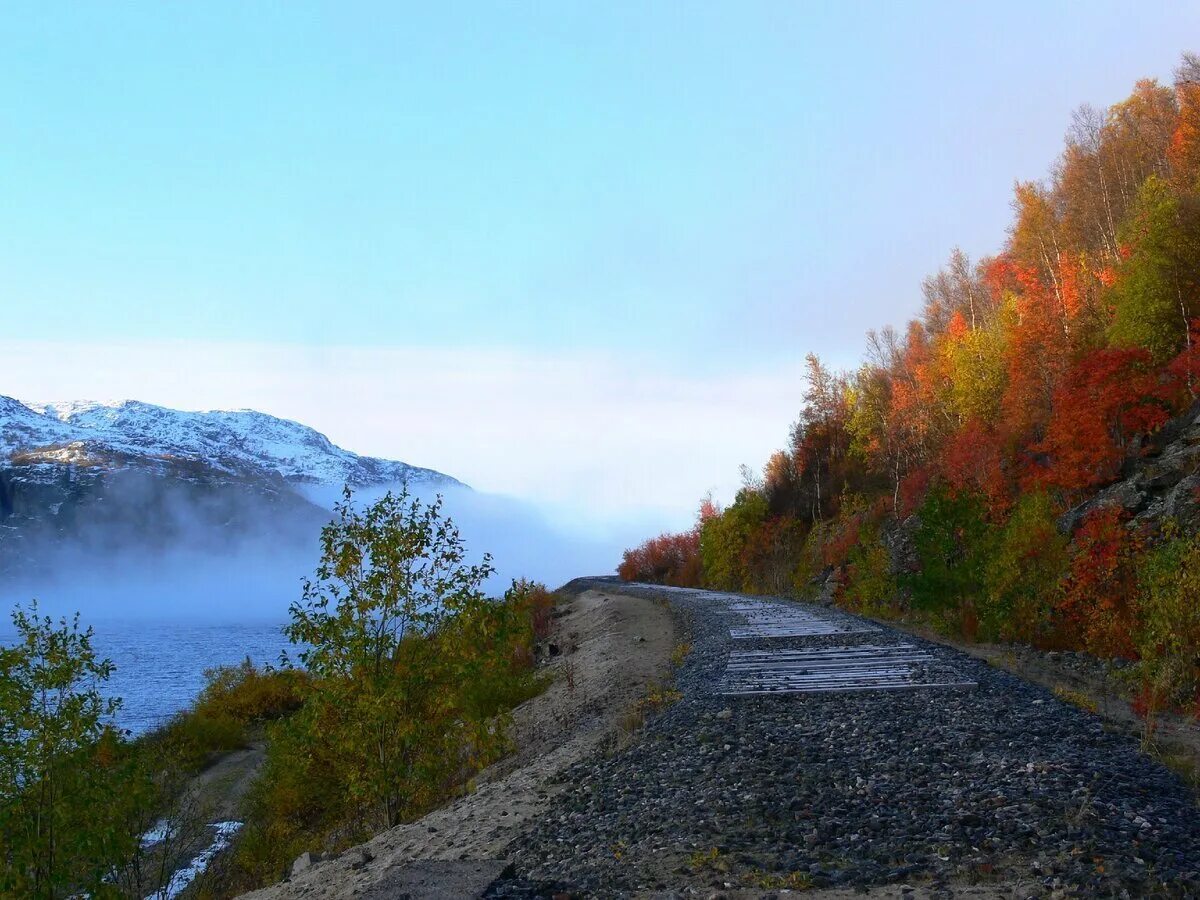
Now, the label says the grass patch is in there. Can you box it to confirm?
[1145,740,1200,796]
[1054,685,1100,715]
[689,846,726,872]
[748,869,814,890]
[670,641,692,668]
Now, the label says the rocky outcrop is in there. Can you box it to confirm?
[884,513,922,576]
[1059,401,1200,535]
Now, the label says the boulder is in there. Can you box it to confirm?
[290,851,322,878]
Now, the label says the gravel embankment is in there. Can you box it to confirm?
[489,580,1200,898]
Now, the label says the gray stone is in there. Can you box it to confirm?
[290,851,320,878]
[361,859,513,899]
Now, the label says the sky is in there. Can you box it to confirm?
[3,3,1199,531]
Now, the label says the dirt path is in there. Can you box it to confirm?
[240,585,679,899]
[489,582,1200,898]
[193,741,266,822]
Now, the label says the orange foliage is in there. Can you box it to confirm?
[1169,77,1200,187]
[998,261,1069,440]
[1057,507,1145,658]
[1030,349,1169,495]
[741,514,804,593]
[946,309,969,340]
[617,530,701,586]
[940,420,1011,516]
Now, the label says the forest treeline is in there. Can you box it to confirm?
[620,54,1200,718]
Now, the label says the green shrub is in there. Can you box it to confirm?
[700,488,768,591]
[0,604,135,898]
[905,488,994,637]
[841,524,897,616]
[981,492,1067,643]
[1135,527,1200,713]
[194,659,309,724]
[147,660,311,774]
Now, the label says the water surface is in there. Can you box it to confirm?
[0,619,295,736]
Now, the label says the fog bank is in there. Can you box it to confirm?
[1,483,649,624]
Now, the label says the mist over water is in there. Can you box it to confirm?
[304,482,648,597]
[0,480,647,729]
[1,482,640,624]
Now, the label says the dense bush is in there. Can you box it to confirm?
[1134,528,1200,715]
[700,489,768,592]
[617,530,701,586]
[981,493,1067,644]
[840,524,897,617]
[1058,508,1145,658]
[905,489,992,637]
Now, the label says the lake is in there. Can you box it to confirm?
[0,619,296,736]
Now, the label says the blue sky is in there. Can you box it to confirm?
[3,3,1199,524]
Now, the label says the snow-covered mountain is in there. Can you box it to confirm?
[1,397,462,489]
[0,397,464,578]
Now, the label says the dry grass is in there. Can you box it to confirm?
[1054,685,1100,715]
[1144,740,1200,796]
[749,869,814,890]
[670,641,692,668]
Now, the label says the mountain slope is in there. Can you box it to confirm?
[0,397,464,578]
[2,398,462,489]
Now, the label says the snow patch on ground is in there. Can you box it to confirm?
[139,819,175,849]
[146,821,242,900]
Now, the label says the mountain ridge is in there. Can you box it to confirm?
[1,396,463,490]
[0,396,464,578]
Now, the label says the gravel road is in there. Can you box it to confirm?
[489,580,1200,898]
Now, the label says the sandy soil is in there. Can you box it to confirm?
[240,586,679,899]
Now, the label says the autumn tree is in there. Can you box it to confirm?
[1031,348,1169,497]
[1169,53,1200,190]
[700,488,769,592]
[791,354,851,521]
[1107,175,1200,362]
[280,487,506,830]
